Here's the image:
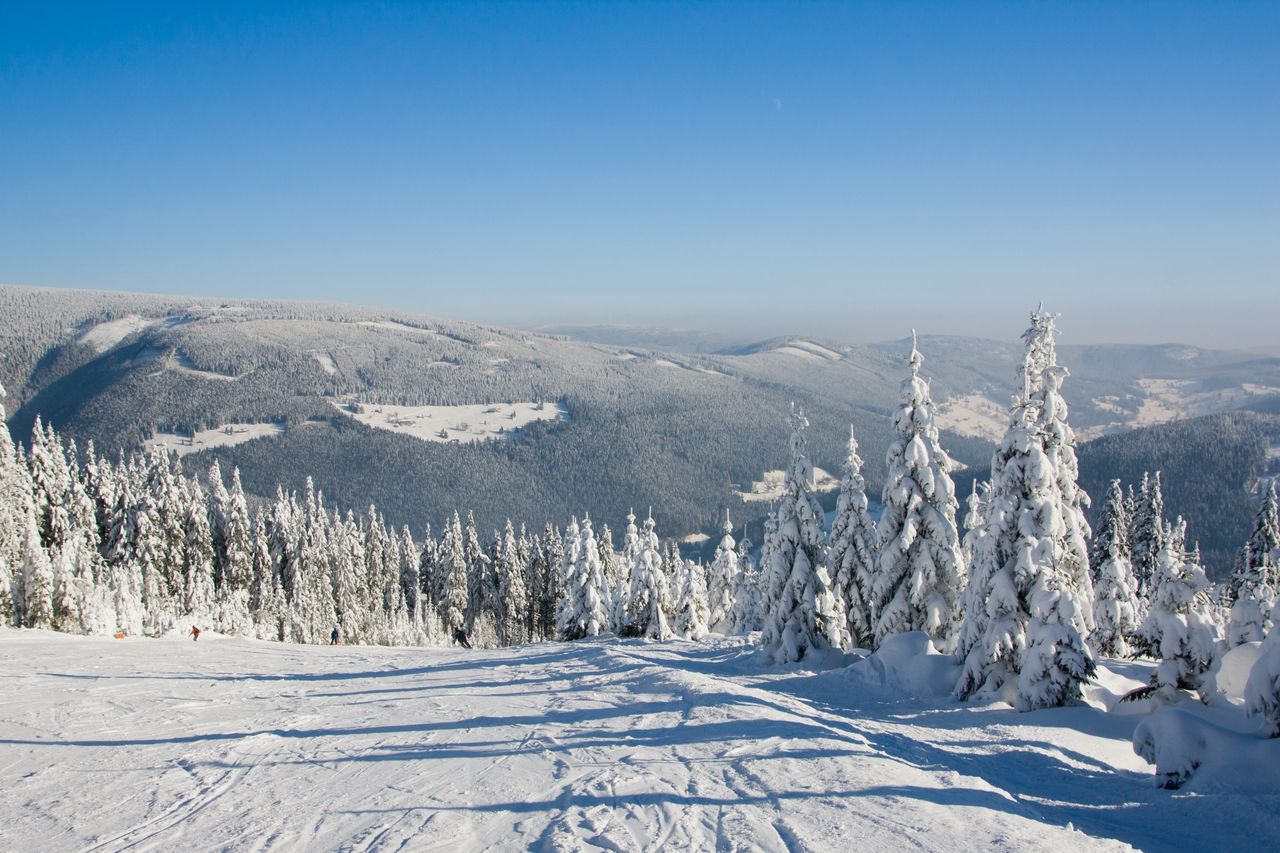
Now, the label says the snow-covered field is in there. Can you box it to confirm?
[4,631,1275,852]
[145,422,286,457]
[739,468,839,503]
[332,400,568,444]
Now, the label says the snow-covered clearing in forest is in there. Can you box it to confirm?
[780,340,844,361]
[936,392,1009,441]
[2,630,1276,852]
[145,422,285,457]
[77,315,189,353]
[738,467,839,502]
[312,352,338,375]
[333,399,567,444]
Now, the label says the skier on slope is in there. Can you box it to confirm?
[330,626,340,645]
[452,627,473,649]
[189,625,201,642]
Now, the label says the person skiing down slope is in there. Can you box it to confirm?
[330,626,339,645]
[189,625,200,642]
[452,627,473,649]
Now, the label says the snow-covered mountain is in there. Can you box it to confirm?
[2,286,1277,557]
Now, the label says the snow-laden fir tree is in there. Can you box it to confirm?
[1130,528,1220,702]
[439,511,469,631]
[961,480,988,566]
[956,308,1096,709]
[1034,362,1094,636]
[706,510,738,634]
[557,515,610,641]
[625,510,671,640]
[871,336,965,650]
[1130,472,1166,601]
[613,510,644,632]
[726,549,761,635]
[760,406,839,664]
[674,559,710,640]
[596,522,622,629]
[1228,482,1279,646]
[1091,480,1140,657]
[497,519,529,645]
[829,426,877,649]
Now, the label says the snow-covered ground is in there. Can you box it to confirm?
[333,400,568,444]
[4,631,1274,851]
[145,422,286,457]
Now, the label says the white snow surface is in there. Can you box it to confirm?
[738,467,840,503]
[3,630,1278,851]
[332,400,568,444]
[145,422,286,457]
[77,315,188,353]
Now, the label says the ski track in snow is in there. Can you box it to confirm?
[0,631,1275,852]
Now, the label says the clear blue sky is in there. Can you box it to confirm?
[2,2,1277,346]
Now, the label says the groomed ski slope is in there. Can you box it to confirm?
[0,630,1274,852]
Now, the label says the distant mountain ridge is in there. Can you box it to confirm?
[3,285,1277,576]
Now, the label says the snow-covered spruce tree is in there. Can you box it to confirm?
[333,512,367,644]
[20,505,54,629]
[1228,482,1279,646]
[555,517,581,635]
[182,480,216,625]
[956,309,1096,709]
[726,548,761,635]
[1130,471,1166,601]
[439,511,469,631]
[1130,529,1220,702]
[871,337,965,650]
[961,480,988,566]
[613,510,644,633]
[556,515,609,640]
[674,559,710,640]
[538,523,564,640]
[829,426,877,649]
[1246,628,1280,737]
[497,519,529,645]
[1091,481,1141,657]
[1034,362,1094,636]
[760,406,839,664]
[707,510,739,633]
[625,511,671,640]
[596,522,622,628]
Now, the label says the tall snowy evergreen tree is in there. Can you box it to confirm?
[760,406,836,664]
[1131,528,1220,702]
[872,336,965,649]
[829,426,877,649]
[625,511,671,640]
[1228,483,1279,646]
[706,510,739,634]
[497,519,529,645]
[557,515,610,640]
[674,559,710,640]
[956,308,1096,709]
[1130,471,1166,600]
[1091,480,1140,657]
[439,511,469,631]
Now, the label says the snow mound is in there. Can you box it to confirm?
[841,631,960,699]
[1133,706,1280,791]
[1203,641,1263,707]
